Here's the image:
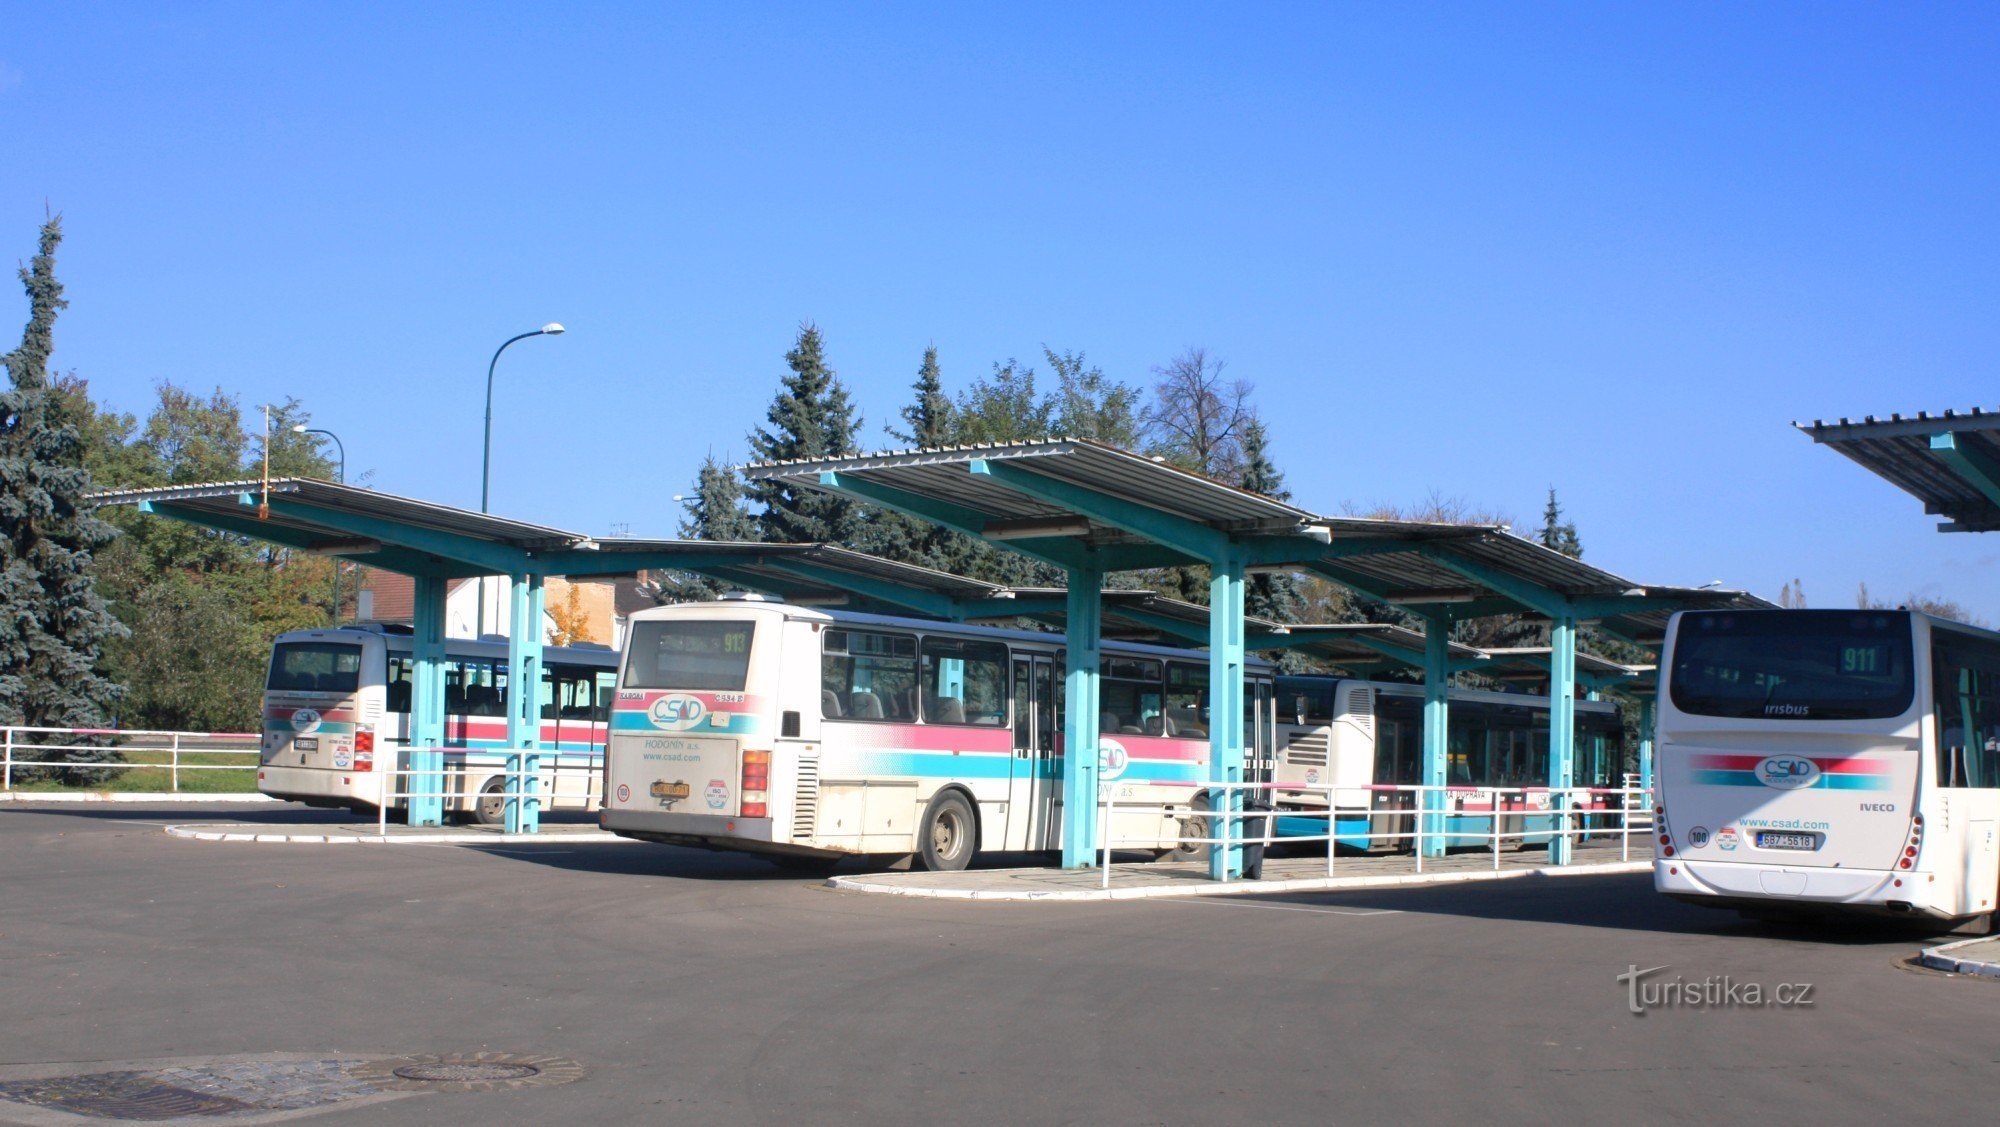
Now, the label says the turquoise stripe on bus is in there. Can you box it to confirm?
[1692,768,1890,791]
[838,751,1207,784]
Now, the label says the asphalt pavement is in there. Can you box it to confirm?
[1,802,1991,1125]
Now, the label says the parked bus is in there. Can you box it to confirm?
[258,625,620,822]
[599,596,1275,871]
[1655,608,2000,927]
[1269,676,1626,850]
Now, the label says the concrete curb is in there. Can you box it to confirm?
[164,823,643,846]
[1917,935,2000,978]
[1,791,277,804]
[825,859,1651,902]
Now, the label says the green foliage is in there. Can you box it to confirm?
[0,246,123,778]
[746,323,865,544]
[0,217,126,779]
[954,358,1051,444]
[1538,487,1582,558]
[1239,417,1303,631]
[651,453,760,602]
[1044,347,1140,446]
[890,346,955,448]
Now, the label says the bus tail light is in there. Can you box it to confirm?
[742,749,771,818]
[353,731,374,771]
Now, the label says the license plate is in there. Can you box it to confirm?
[293,738,319,751]
[650,780,691,800]
[1756,831,1819,851]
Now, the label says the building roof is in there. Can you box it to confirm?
[1797,408,2000,532]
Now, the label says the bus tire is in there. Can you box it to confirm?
[472,777,507,826]
[918,790,977,872]
[1171,796,1212,861]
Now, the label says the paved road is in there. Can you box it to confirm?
[1,804,1991,1125]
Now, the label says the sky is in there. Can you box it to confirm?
[6,3,2000,619]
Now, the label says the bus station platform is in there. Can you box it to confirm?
[830,840,1646,902]
[162,820,639,845]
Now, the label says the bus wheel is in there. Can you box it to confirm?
[1171,796,1212,861]
[918,791,977,872]
[473,778,507,827]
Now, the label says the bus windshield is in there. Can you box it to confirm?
[624,620,756,691]
[1669,610,1914,720]
[267,642,363,693]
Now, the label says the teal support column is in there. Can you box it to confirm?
[504,574,546,834]
[1638,696,1656,801]
[1208,548,1247,880]
[1547,615,1578,865]
[407,575,448,828]
[1060,564,1103,869]
[1419,614,1451,859]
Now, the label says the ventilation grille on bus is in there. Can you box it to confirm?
[1344,687,1374,737]
[1286,731,1330,767]
[792,756,820,840]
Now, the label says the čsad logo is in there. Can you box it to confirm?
[289,709,322,734]
[1098,739,1130,781]
[1755,755,1822,790]
[648,695,708,730]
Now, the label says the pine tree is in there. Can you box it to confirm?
[1239,416,1303,627]
[1538,487,1582,558]
[0,217,125,776]
[746,324,864,544]
[890,346,955,448]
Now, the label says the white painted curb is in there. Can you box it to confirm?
[825,860,1651,901]
[164,823,642,846]
[0,792,278,804]
[1918,935,2000,978]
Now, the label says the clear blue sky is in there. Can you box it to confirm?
[7,3,2000,618]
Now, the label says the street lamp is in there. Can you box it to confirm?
[292,425,347,622]
[478,323,565,636]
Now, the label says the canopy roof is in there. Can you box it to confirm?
[748,437,1760,625]
[1798,408,2000,532]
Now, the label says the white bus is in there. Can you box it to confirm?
[599,596,1274,871]
[1655,608,2000,927]
[1269,676,1626,850]
[258,625,620,822]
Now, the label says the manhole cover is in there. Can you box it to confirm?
[350,1053,585,1092]
[393,1062,540,1083]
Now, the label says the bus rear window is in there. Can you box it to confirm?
[624,620,755,691]
[268,643,362,693]
[1668,611,1914,720]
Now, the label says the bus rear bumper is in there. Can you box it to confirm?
[601,808,788,850]
[257,765,370,808]
[1655,859,1951,917]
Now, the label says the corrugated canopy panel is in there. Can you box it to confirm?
[748,437,1323,550]
[91,478,586,550]
[750,438,1758,621]
[1798,409,2000,531]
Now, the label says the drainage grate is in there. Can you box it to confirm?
[351,1053,585,1092]
[393,1062,540,1083]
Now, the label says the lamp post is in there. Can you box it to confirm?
[478,323,565,636]
[293,425,347,622]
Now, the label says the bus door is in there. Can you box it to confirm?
[1010,655,1060,850]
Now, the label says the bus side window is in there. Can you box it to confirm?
[386,657,412,715]
[594,671,617,723]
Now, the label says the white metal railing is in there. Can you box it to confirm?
[2,725,261,792]
[369,749,604,836]
[1098,781,1652,889]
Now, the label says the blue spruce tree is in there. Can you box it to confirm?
[0,217,125,778]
